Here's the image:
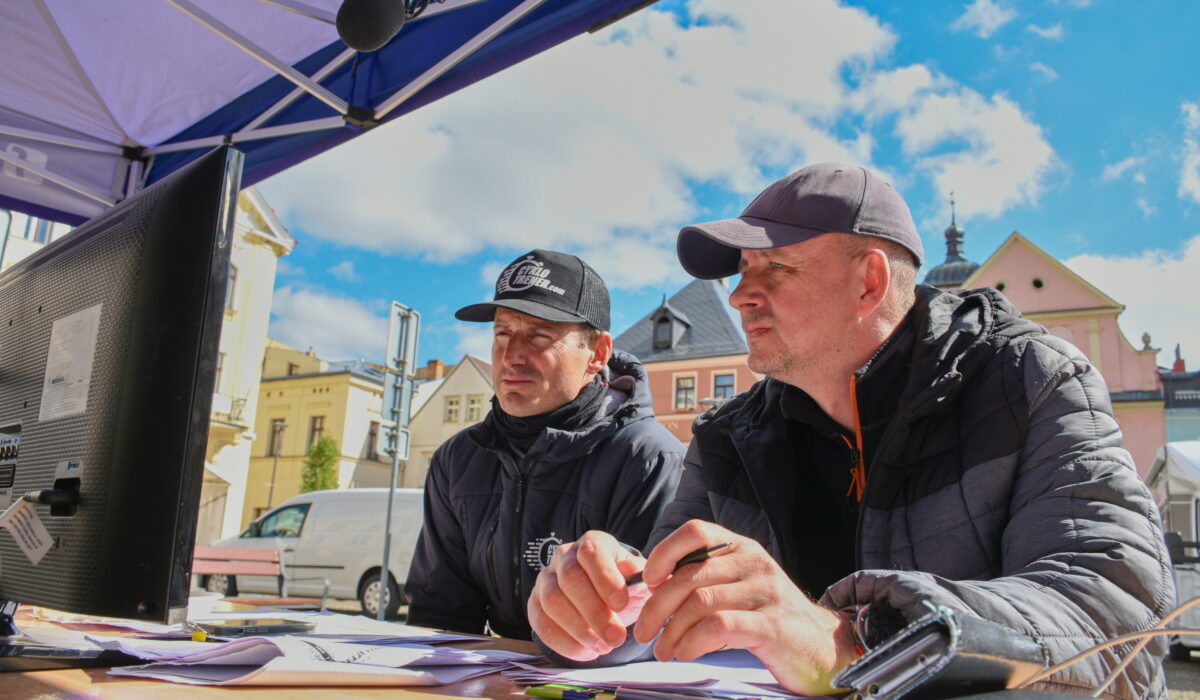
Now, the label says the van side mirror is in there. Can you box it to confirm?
[1165,530,1200,564]
[245,520,262,538]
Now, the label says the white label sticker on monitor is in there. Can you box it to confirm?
[38,303,103,422]
[0,499,52,565]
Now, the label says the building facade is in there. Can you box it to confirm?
[404,355,493,489]
[614,279,757,445]
[195,189,295,544]
[243,342,391,528]
[1164,348,1200,443]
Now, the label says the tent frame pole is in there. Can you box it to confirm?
[243,49,356,132]
[166,0,351,116]
[0,125,121,155]
[375,0,551,119]
[0,151,115,207]
[146,116,345,156]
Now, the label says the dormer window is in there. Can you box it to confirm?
[654,318,673,349]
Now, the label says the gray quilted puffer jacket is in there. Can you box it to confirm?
[650,286,1174,699]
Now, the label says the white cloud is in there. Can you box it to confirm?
[270,286,388,362]
[1030,62,1058,81]
[1026,23,1064,40]
[1103,156,1145,182]
[454,322,494,361]
[328,261,359,282]
[1180,102,1200,203]
[261,0,1055,287]
[1136,198,1155,218]
[893,90,1057,220]
[951,0,1017,39]
[1066,236,1200,367]
[480,260,506,289]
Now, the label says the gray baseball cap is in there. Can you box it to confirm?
[677,162,924,279]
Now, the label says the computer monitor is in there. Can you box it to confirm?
[0,146,242,669]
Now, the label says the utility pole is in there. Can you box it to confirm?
[376,302,419,620]
[266,421,287,509]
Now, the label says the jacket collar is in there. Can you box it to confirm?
[467,349,656,466]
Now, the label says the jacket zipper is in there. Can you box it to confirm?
[852,382,953,569]
[511,462,531,605]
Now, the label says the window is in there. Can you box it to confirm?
[367,421,380,460]
[22,217,51,243]
[444,396,460,423]
[307,415,325,452]
[675,376,696,411]
[713,373,735,400]
[255,504,310,538]
[266,418,286,457]
[225,263,238,311]
[654,318,672,349]
[466,395,483,422]
[287,362,300,376]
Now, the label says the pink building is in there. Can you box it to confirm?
[925,227,1165,478]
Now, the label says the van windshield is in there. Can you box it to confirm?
[247,503,311,538]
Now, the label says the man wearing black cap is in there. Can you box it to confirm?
[405,249,685,640]
[528,165,1171,697]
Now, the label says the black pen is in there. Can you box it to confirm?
[625,542,732,586]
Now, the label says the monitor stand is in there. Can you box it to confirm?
[0,599,140,672]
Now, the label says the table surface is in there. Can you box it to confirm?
[2,608,539,699]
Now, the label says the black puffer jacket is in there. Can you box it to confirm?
[651,286,1173,699]
[407,350,685,639]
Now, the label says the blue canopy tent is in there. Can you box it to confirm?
[0,0,655,225]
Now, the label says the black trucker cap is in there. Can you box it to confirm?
[455,249,611,332]
[677,162,924,279]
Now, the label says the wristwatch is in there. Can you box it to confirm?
[848,603,907,655]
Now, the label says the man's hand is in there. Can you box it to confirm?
[633,520,859,696]
[528,530,649,661]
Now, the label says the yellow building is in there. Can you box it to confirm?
[196,188,295,544]
[244,340,391,527]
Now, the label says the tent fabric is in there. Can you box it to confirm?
[1153,441,1200,493]
[0,0,651,225]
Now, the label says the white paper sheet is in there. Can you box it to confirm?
[505,648,803,699]
[38,303,102,421]
[0,498,52,565]
[104,635,531,687]
[109,656,497,686]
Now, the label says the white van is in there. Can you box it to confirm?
[200,488,424,618]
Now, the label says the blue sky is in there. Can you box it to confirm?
[257,0,1200,370]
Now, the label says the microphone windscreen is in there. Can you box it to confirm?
[336,0,406,52]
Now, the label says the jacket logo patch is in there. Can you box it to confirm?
[523,532,563,571]
[497,257,566,296]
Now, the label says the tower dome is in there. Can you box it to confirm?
[922,199,980,289]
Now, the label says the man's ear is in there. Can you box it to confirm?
[856,249,891,318]
[588,332,613,376]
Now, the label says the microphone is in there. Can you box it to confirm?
[336,0,407,52]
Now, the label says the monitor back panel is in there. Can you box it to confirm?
[0,147,240,621]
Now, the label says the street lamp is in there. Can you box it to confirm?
[266,421,287,509]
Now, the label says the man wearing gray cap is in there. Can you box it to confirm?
[528,165,1171,697]
[405,249,684,640]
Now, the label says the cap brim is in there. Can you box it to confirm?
[455,299,592,326]
[677,216,829,279]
